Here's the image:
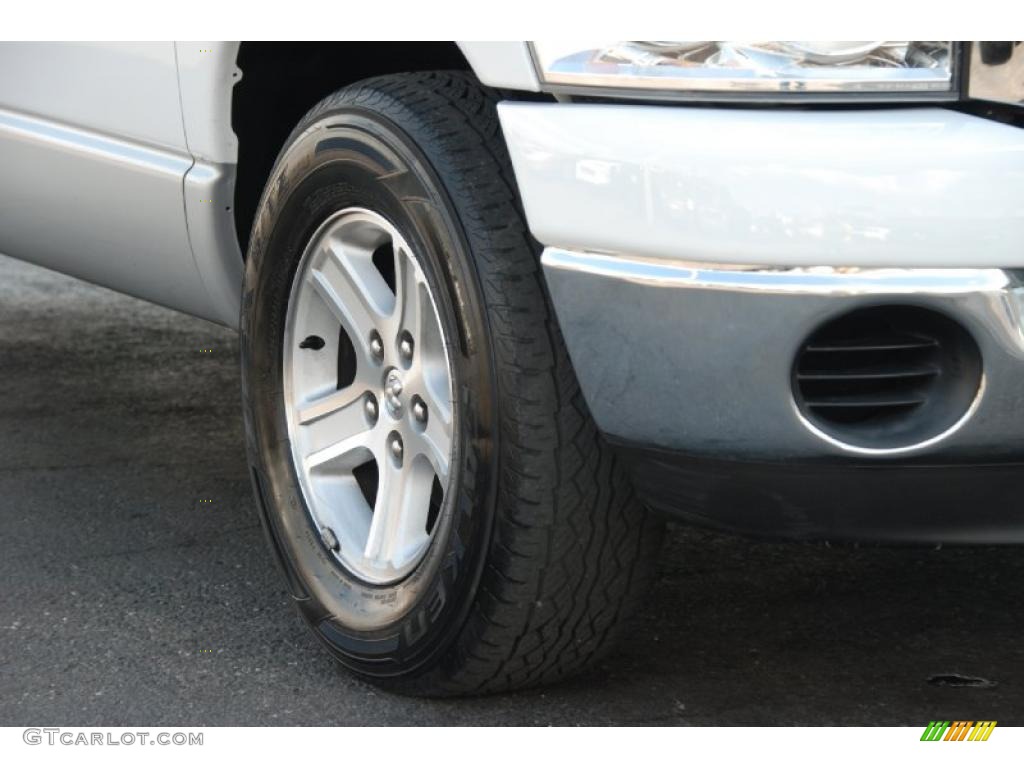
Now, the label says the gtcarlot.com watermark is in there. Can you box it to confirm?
[23,728,203,746]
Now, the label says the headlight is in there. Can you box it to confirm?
[530,41,956,100]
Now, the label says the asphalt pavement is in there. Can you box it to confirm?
[1,253,1022,726]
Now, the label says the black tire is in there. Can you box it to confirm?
[241,70,663,695]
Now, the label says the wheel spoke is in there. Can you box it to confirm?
[363,457,406,563]
[299,390,372,471]
[363,453,434,567]
[390,464,434,565]
[395,246,426,346]
[422,375,453,431]
[305,429,371,473]
[414,406,452,483]
[310,243,388,360]
[297,386,365,425]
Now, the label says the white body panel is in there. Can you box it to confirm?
[0,107,218,320]
[176,41,245,326]
[457,42,539,91]
[499,103,1024,268]
[0,42,187,150]
[176,41,241,164]
[0,42,239,326]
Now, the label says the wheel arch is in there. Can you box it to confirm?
[231,42,474,257]
[187,42,537,328]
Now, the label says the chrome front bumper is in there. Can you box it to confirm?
[498,101,1024,462]
[500,101,1024,539]
[542,250,1024,460]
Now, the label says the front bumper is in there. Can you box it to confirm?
[540,252,1024,461]
[498,102,1024,541]
[540,253,1024,542]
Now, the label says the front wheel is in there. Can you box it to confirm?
[241,71,662,694]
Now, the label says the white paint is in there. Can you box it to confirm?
[458,42,539,91]
[500,103,1024,268]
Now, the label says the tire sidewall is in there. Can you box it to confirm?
[241,106,498,678]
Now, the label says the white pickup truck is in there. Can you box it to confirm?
[1,41,1021,695]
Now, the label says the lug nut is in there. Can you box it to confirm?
[370,332,384,362]
[399,332,414,362]
[364,394,378,424]
[390,434,404,463]
[322,526,340,552]
[412,396,427,424]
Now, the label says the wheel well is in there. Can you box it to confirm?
[231,42,470,254]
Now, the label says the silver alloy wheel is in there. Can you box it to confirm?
[283,208,454,585]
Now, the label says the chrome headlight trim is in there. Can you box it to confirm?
[529,41,962,103]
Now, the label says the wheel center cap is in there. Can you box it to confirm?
[384,370,404,418]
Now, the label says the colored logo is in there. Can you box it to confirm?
[920,721,996,741]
